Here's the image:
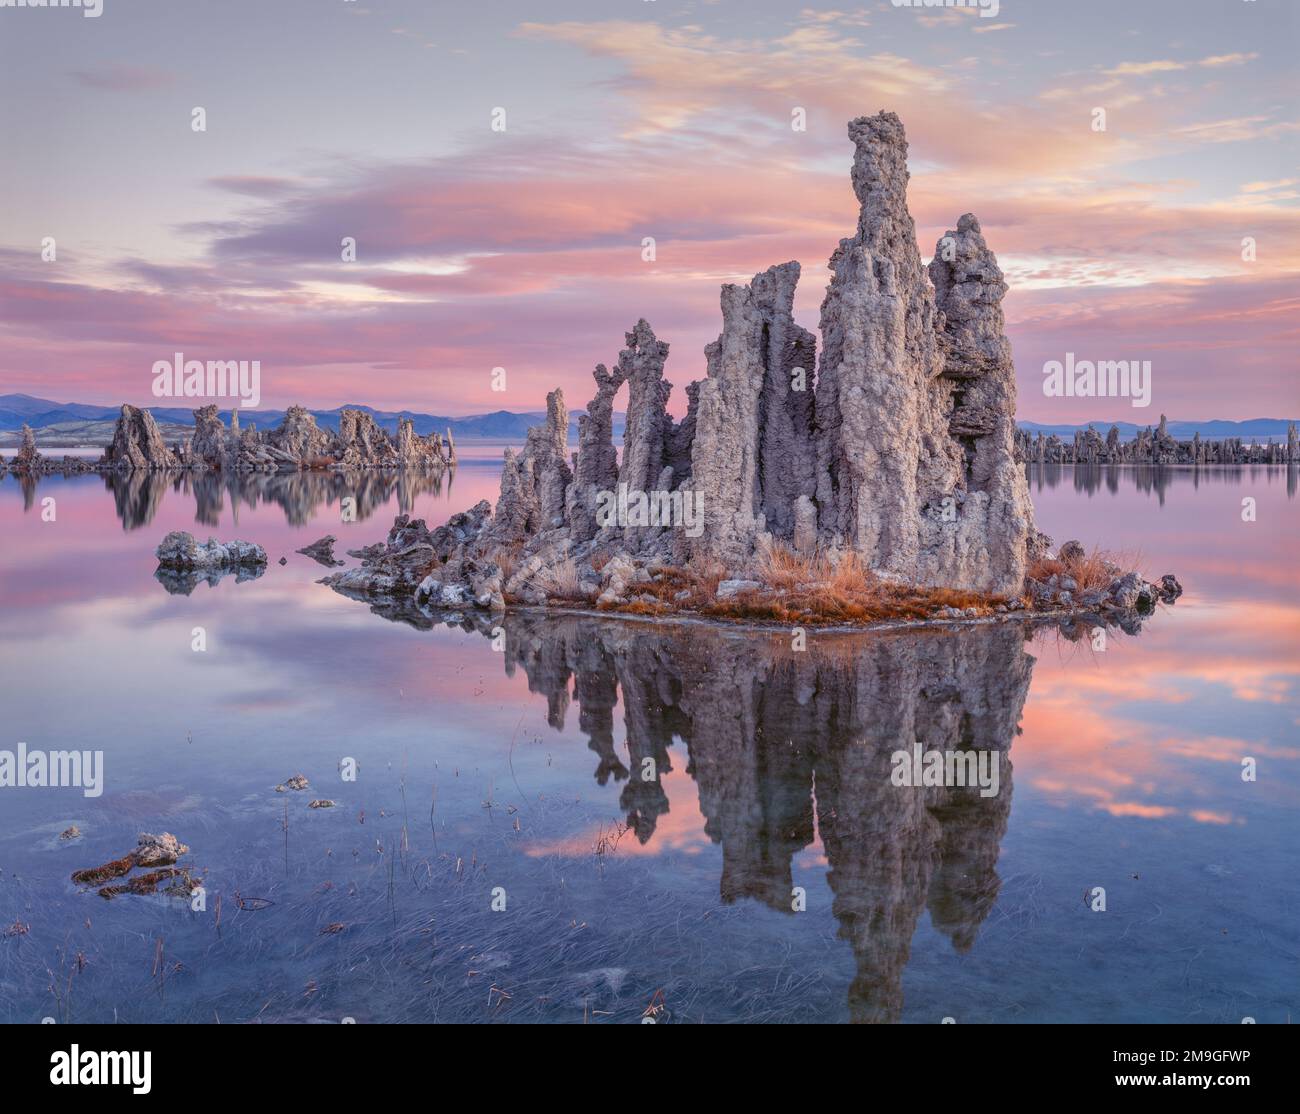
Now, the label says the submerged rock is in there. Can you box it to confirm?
[296,535,344,567]
[322,502,498,609]
[72,831,190,888]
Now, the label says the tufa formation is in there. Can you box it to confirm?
[330,112,1051,611]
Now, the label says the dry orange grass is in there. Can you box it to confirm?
[596,540,1008,626]
[754,537,815,590]
[1027,544,1145,594]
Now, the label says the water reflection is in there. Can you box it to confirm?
[2,454,1294,1023]
[99,468,457,531]
[154,562,267,596]
[431,611,1037,1021]
[7,461,1295,532]
[1026,461,1298,502]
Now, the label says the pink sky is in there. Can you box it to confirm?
[1,1,1296,421]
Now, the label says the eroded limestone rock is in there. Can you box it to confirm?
[101,405,178,471]
[325,112,1163,620]
[155,531,268,569]
[11,424,42,473]
[690,262,818,565]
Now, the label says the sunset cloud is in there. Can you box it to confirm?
[0,3,1294,419]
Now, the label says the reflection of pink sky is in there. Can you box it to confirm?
[523,765,713,859]
[2,463,1296,857]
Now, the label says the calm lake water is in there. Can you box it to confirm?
[0,456,1295,1024]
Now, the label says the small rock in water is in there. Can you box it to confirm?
[156,531,267,570]
[308,799,336,809]
[71,831,190,887]
[279,556,287,566]
[282,774,310,791]
[59,825,81,841]
[296,535,345,567]
[135,832,190,866]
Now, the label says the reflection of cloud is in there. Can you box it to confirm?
[1189,809,1239,825]
[70,64,175,91]
[524,769,711,858]
[1102,802,1177,818]
[1019,598,1300,820]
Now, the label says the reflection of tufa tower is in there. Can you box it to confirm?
[500,615,1032,1022]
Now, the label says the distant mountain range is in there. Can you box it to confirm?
[1018,419,1296,441]
[0,393,626,446]
[0,393,1293,448]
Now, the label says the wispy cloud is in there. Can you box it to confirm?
[70,64,176,92]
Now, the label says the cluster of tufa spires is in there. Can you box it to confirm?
[1016,414,1299,466]
[325,113,1060,612]
[5,404,457,476]
[469,112,1042,598]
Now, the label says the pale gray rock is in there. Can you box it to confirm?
[268,405,334,463]
[335,408,398,467]
[396,416,451,470]
[101,405,178,471]
[134,832,190,866]
[569,362,627,543]
[296,535,344,567]
[189,405,229,469]
[155,530,267,569]
[1057,540,1085,563]
[323,503,494,602]
[11,424,41,473]
[617,320,673,503]
[690,262,818,565]
[813,113,1031,595]
[929,212,1035,593]
[491,390,572,544]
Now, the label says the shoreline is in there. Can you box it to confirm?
[502,599,1156,637]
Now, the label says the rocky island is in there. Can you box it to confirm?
[323,112,1182,630]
